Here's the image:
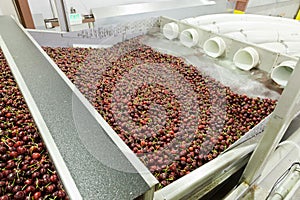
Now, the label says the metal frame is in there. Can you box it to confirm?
[27,17,275,200]
[154,145,255,200]
[0,36,82,199]
[240,58,300,184]
[53,0,70,31]
[224,53,300,200]
[20,14,300,199]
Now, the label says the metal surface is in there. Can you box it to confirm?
[247,0,299,18]
[240,59,300,185]
[92,0,215,20]
[53,0,70,31]
[224,182,250,200]
[222,113,300,199]
[28,16,282,200]
[49,0,58,18]
[0,15,157,199]
[23,14,293,199]
[90,0,228,28]
[28,17,160,47]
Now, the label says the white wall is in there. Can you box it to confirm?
[248,0,292,7]
[0,7,3,15]
[28,0,53,19]
[247,0,299,18]
[0,0,18,17]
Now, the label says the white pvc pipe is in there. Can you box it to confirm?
[224,32,248,42]
[178,14,300,57]
[181,17,198,25]
[258,42,300,56]
[226,31,300,44]
[271,60,297,87]
[284,42,300,55]
[225,31,279,44]
[292,53,300,58]
[162,22,179,40]
[193,14,247,25]
[174,14,300,57]
[233,47,260,71]
[259,42,287,54]
[203,36,226,58]
[201,21,300,34]
[192,14,300,26]
[179,28,199,48]
[278,32,300,42]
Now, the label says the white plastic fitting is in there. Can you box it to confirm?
[181,18,197,25]
[162,22,179,40]
[233,47,260,71]
[271,60,297,87]
[179,28,199,48]
[203,37,226,58]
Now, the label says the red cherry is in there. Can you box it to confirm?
[33,191,41,200]
[32,152,41,159]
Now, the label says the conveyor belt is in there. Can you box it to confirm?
[0,16,157,200]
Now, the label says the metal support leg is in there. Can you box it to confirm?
[240,59,300,186]
[54,0,70,32]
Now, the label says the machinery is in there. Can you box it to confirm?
[1,0,300,199]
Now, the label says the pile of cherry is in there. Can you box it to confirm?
[43,37,277,188]
[0,50,68,200]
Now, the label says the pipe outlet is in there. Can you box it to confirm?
[203,37,226,58]
[180,28,199,48]
[271,60,297,87]
[233,47,260,71]
[163,22,179,40]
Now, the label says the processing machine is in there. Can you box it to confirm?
[1,0,300,199]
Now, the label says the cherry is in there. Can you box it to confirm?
[33,191,41,200]
[32,153,40,160]
[58,190,66,198]
[9,151,18,158]
[46,184,55,193]
[0,195,9,200]
[50,174,58,183]
[43,38,277,188]
[14,191,25,200]
[0,49,68,198]
[25,185,35,194]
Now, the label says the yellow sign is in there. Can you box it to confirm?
[296,9,300,20]
[234,10,245,14]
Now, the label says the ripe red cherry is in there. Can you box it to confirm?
[32,152,41,159]
[46,184,55,193]
[57,190,66,198]
[50,174,58,183]
[33,191,41,200]
[14,191,25,200]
